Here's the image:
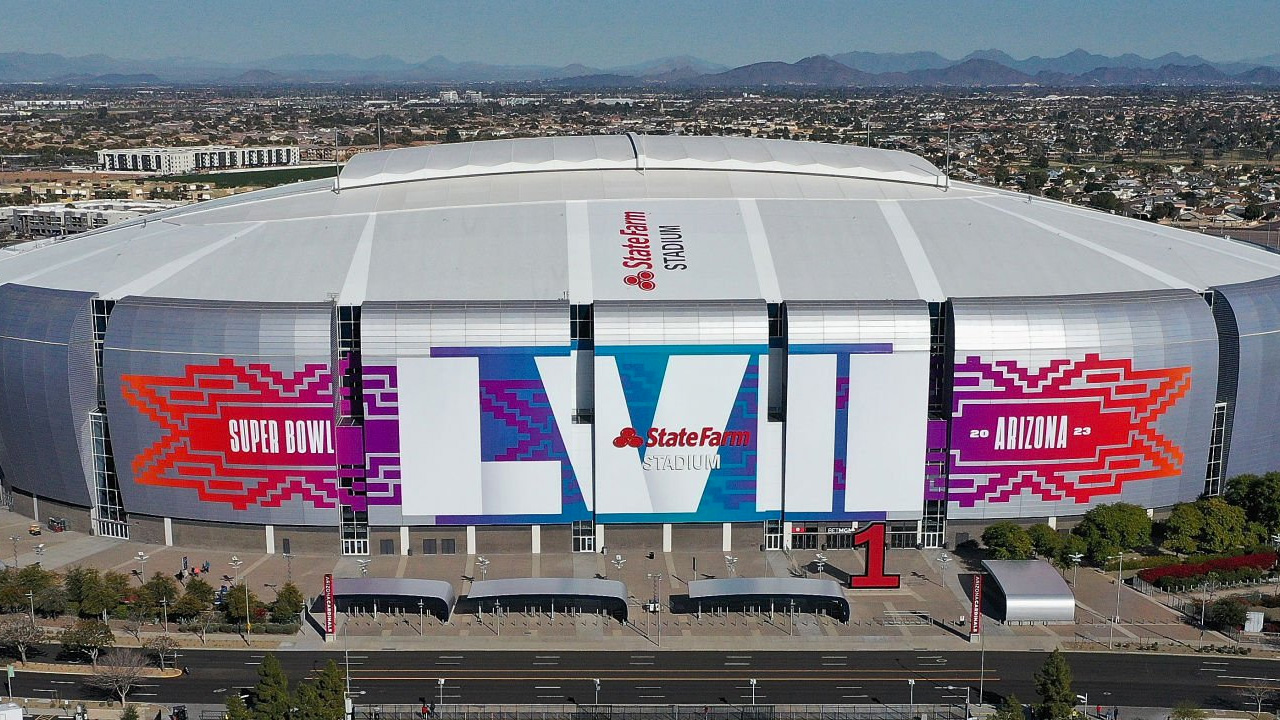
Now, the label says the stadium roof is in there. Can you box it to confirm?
[2,134,1279,304]
[332,577,456,620]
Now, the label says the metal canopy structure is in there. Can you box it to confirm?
[685,577,851,622]
[462,577,629,621]
[980,560,1076,623]
[332,577,456,621]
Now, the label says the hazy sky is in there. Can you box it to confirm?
[3,0,1278,65]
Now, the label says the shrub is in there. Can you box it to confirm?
[1137,552,1277,588]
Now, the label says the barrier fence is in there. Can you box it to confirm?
[352,704,969,720]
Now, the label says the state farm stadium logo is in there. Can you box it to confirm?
[612,426,750,471]
[619,209,687,292]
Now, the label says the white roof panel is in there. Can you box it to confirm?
[0,136,1275,305]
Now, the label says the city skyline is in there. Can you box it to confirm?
[2,0,1279,68]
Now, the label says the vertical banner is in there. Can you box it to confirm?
[970,573,983,637]
[323,573,336,636]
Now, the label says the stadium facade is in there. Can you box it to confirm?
[1,135,1279,556]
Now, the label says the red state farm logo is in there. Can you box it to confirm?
[613,427,644,448]
[624,270,656,291]
[612,425,752,448]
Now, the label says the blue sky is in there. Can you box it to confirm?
[3,0,1278,65]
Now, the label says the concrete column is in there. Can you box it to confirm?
[400,526,410,556]
[31,496,39,522]
[163,517,173,547]
[595,523,606,553]
[532,525,541,555]
[466,525,477,555]
[1048,516,1058,530]
[722,522,732,552]
[662,523,673,553]
[265,525,275,554]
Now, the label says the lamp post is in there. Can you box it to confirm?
[476,556,490,581]
[356,559,370,577]
[418,598,425,635]
[8,536,17,567]
[159,596,170,634]
[1068,553,1084,587]
[749,678,757,705]
[135,551,149,584]
[33,543,44,566]
[908,678,915,710]
[282,552,293,584]
[938,552,952,588]
[230,556,249,644]
[725,556,739,578]
[25,590,34,627]
[593,678,600,705]
[1106,553,1125,649]
[438,677,445,707]
[647,572,663,646]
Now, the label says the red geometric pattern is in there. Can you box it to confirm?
[948,353,1191,506]
[120,358,339,510]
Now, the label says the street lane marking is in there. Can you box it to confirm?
[348,671,998,676]
[1221,676,1280,682]
[822,656,847,659]
[534,686,561,690]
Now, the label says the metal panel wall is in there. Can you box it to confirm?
[784,301,930,520]
[103,297,337,525]
[593,300,771,523]
[0,284,97,506]
[947,290,1217,520]
[1215,275,1280,478]
[360,301,588,526]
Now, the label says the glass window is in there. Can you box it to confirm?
[441,538,456,555]
[423,539,437,555]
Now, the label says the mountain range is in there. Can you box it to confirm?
[3,49,1280,87]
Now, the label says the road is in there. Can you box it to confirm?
[10,649,1280,708]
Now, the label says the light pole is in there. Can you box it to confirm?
[1106,553,1125,648]
[476,556,490,581]
[25,590,34,626]
[33,543,44,566]
[8,536,17,567]
[438,677,445,707]
[593,678,600,705]
[159,596,169,634]
[725,555,739,577]
[230,556,249,644]
[908,678,915,710]
[283,552,293,584]
[938,552,952,588]
[1068,553,1084,587]
[357,559,371,576]
[749,678,757,705]
[647,572,664,646]
[611,554,626,577]
[135,551,149,584]
[418,598,425,635]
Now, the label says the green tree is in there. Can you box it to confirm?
[444,127,463,143]
[1242,204,1264,222]
[223,583,261,625]
[1206,598,1247,631]
[58,618,115,667]
[120,706,140,720]
[983,522,1035,560]
[1197,497,1249,553]
[250,653,294,720]
[269,582,305,624]
[1073,502,1151,563]
[1088,191,1124,213]
[139,572,181,612]
[1162,502,1204,555]
[1055,534,1088,571]
[1224,473,1280,531]
[1033,649,1075,720]
[295,660,345,720]
[1027,524,1062,558]
[994,693,1025,720]
[1024,170,1049,196]
[224,694,253,720]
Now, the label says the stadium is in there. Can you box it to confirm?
[0,134,1278,558]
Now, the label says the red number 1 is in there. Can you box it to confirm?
[849,522,901,589]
